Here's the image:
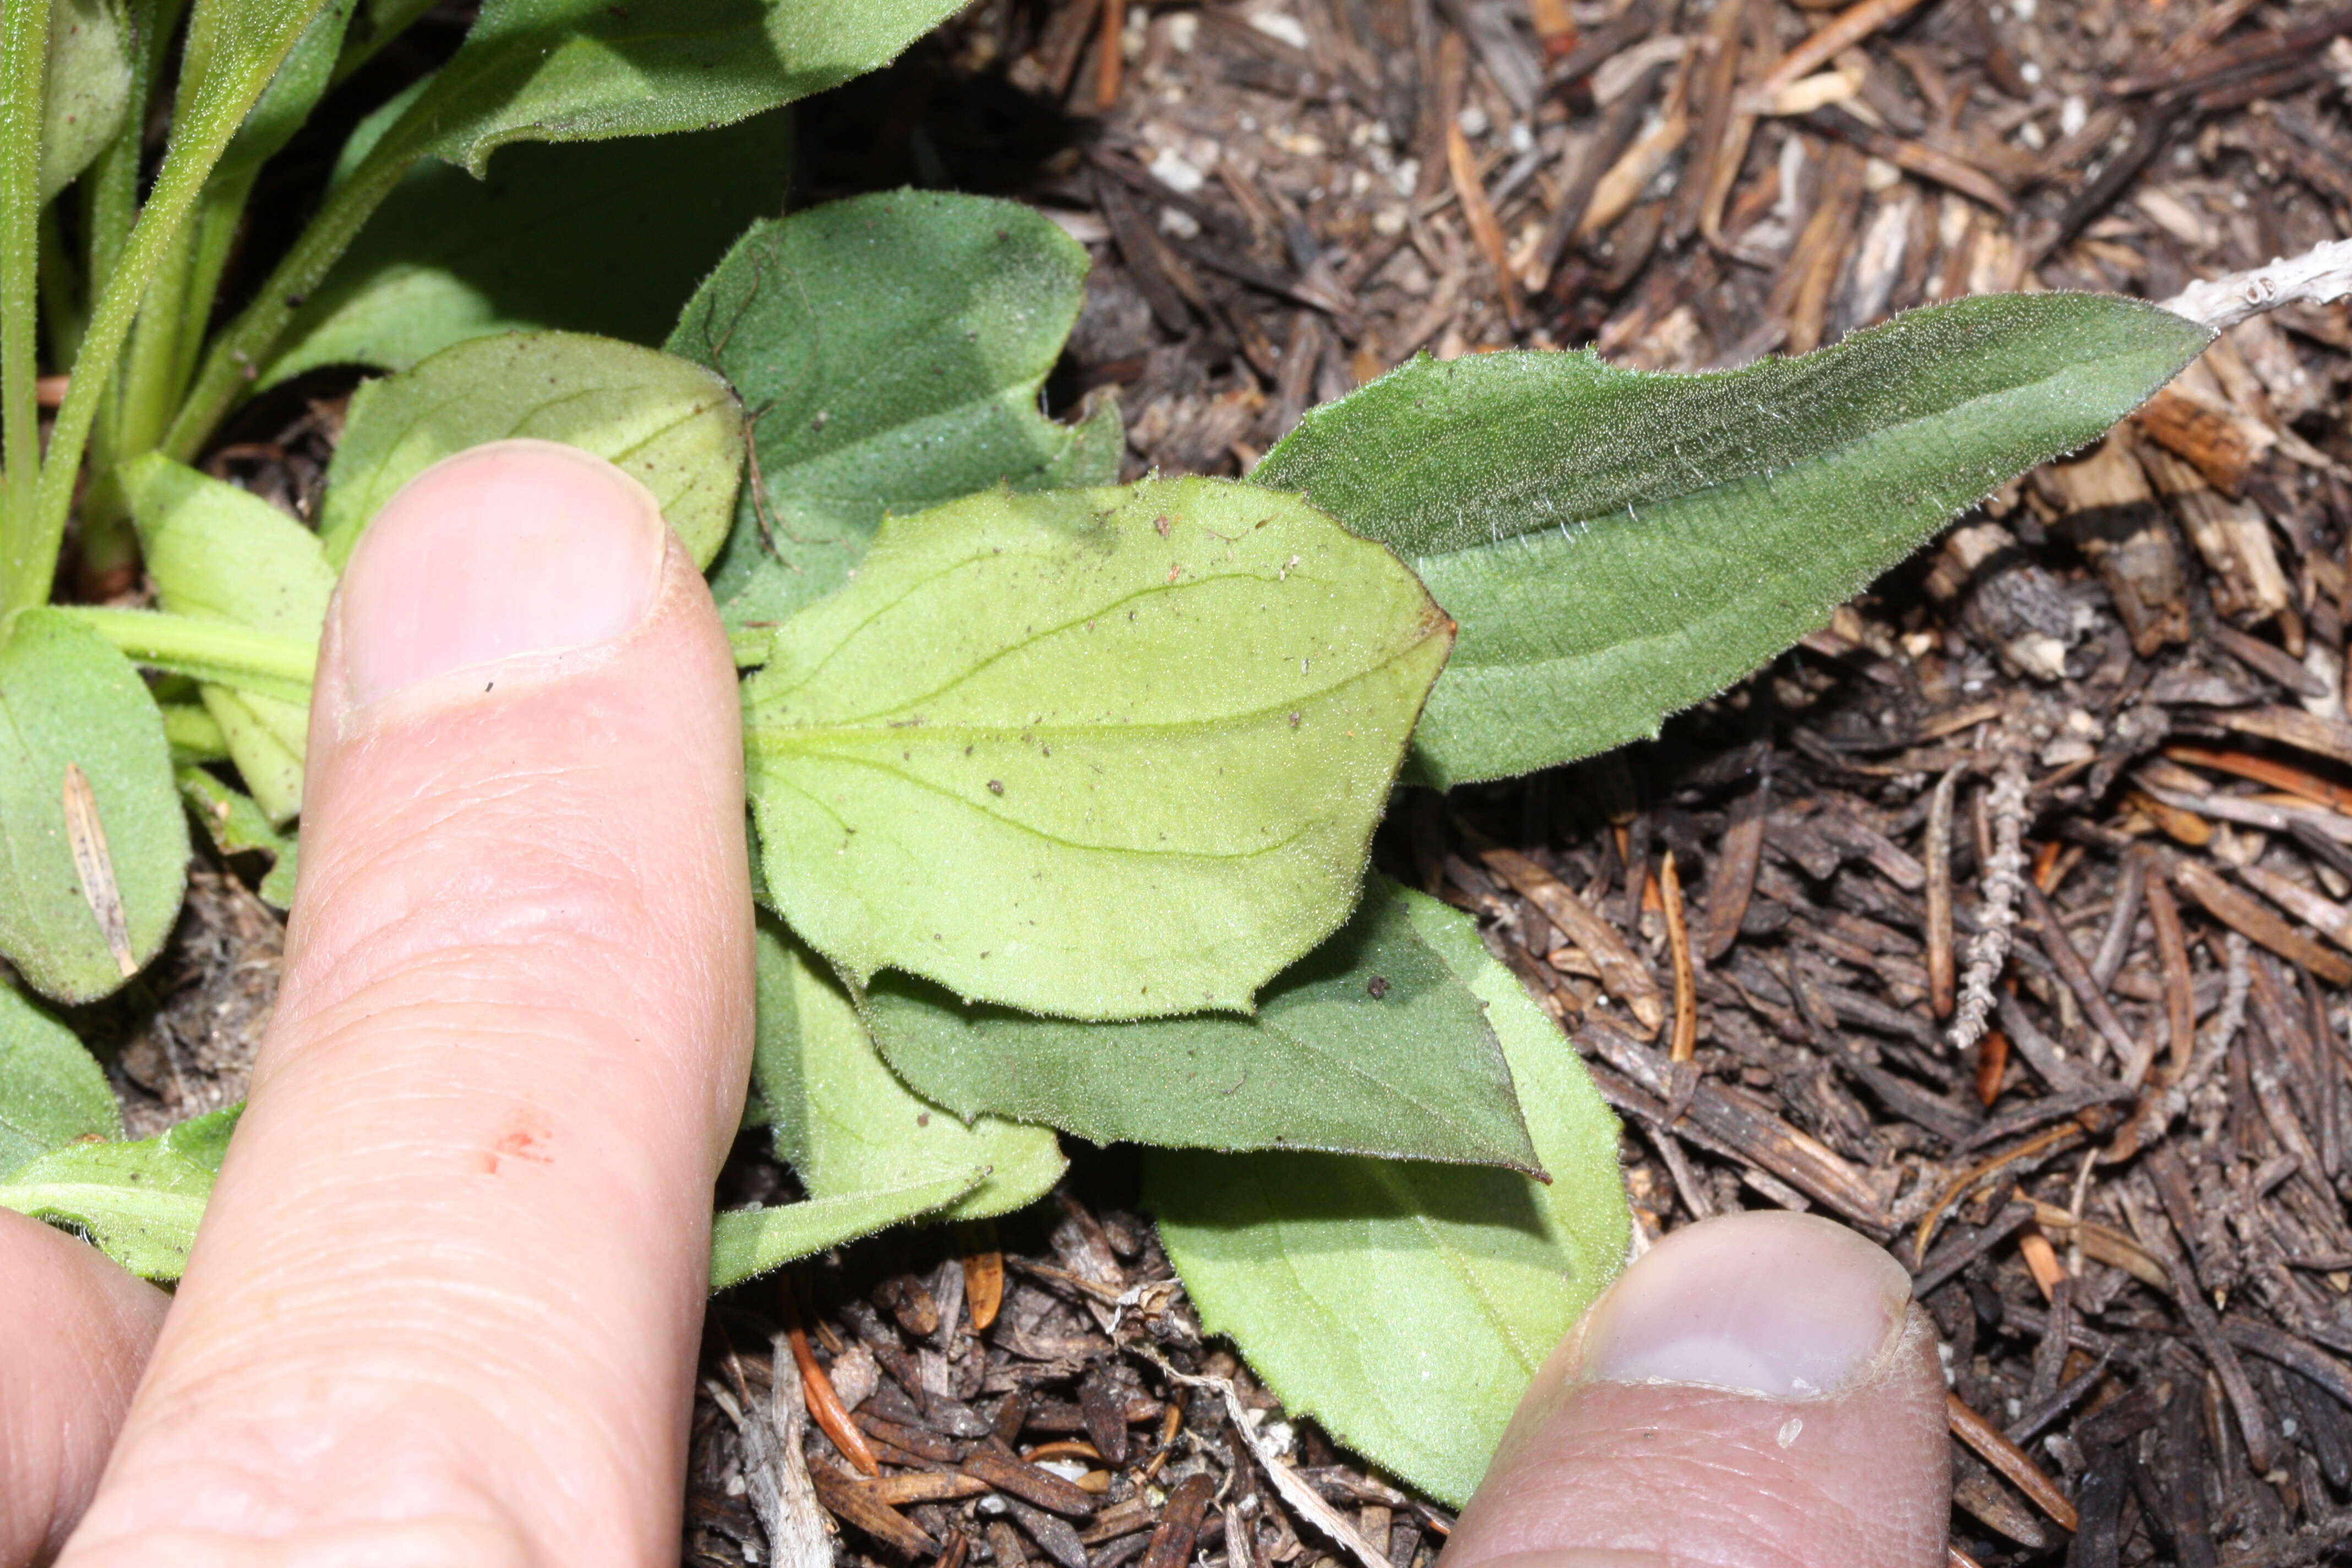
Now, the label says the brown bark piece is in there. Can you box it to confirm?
[1481,846,1665,1034]
[963,1446,1100,1518]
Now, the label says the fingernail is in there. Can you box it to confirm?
[338,439,666,710]
[1574,1211,1911,1400]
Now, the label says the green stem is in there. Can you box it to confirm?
[15,2,330,614]
[83,0,182,300]
[1,0,54,548]
[159,134,413,464]
[51,605,315,701]
[161,699,230,760]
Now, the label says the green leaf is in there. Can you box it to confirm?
[268,111,793,386]
[39,0,132,202]
[756,920,1063,1226]
[409,0,963,176]
[22,0,338,607]
[1151,905,1629,1507]
[127,455,334,822]
[0,979,122,1178]
[0,1103,241,1279]
[744,477,1452,1021]
[318,330,744,570]
[179,766,298,909]
[667,192,1119,634]
[0,609,189,1002]
[711,1170,986,1292]
[1252,294,2211,786]
[867,878,1538,1169]
[164,0,965,460]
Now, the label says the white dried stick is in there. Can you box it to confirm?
[2161,236,2352,331]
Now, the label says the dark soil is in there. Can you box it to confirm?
[89,0,2352,1565]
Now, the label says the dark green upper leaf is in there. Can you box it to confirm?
[667,192,1119,633]
[867,879,1538,1170]
[743,477,1452,1021]
[1151,900,1629,1507]
[396,0,963,177]
[0,979,122,1177]
[1253,294,2209,785]
[268,110,794,384]
[0,611,189,1002]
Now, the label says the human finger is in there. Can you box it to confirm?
[62,440,753,1565]
[1440,1210,1948,1568]
[0,1208,167,1566]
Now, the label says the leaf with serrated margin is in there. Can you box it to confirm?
[0,980,122,1177]
[743,477,1453,1021]
[756,921,1062,1226]
[711,1171,986,1292]
[867,879,1537,1170]
[1252,294,2210,786]
[0,1103,241,1279]
[667,191,1119,635]
[268,110,793,385]
[0,611,188,1003]
[1151,900,1628,1507]
[319,331,743,570]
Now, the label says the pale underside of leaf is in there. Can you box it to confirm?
[710,1170,986,1292]
[1152,895,1628,1507]
[744,477,1452,1020]
[318,330,744,570]
[0,1104,240,1280]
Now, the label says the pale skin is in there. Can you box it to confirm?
[0,442,1950,1568]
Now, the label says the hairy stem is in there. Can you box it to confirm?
[52,605,316,700]
[0,0,54,554]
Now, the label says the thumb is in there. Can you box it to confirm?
[64,439,753,1563]
[1441,1211,1949,1568]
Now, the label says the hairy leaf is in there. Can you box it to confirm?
[868,879,1537,1169]
[128,456,334,822]
[319,331,744,569]
[744,478,1452,1020]
[1253,295,2209,785]
[0,1103,239,1278]
[268,111,793,385]
[667,192,1118,634]
[712,1170,986,1292]
[1151,900,1629,1507]
[401,0,961,177]
[179,767,298,909]
[0,979,122,1177]
[39,0,131,201]
[0,610,188,1001]
[756,922,1063,1226]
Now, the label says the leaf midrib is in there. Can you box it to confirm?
[1372,339,2171,564]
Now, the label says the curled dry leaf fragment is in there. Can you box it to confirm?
[61,763,138,978]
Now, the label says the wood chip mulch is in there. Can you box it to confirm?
[97,0,2352,1564]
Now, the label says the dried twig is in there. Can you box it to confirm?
[2163,236,2352,330]
[1950,759,2028,1055]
